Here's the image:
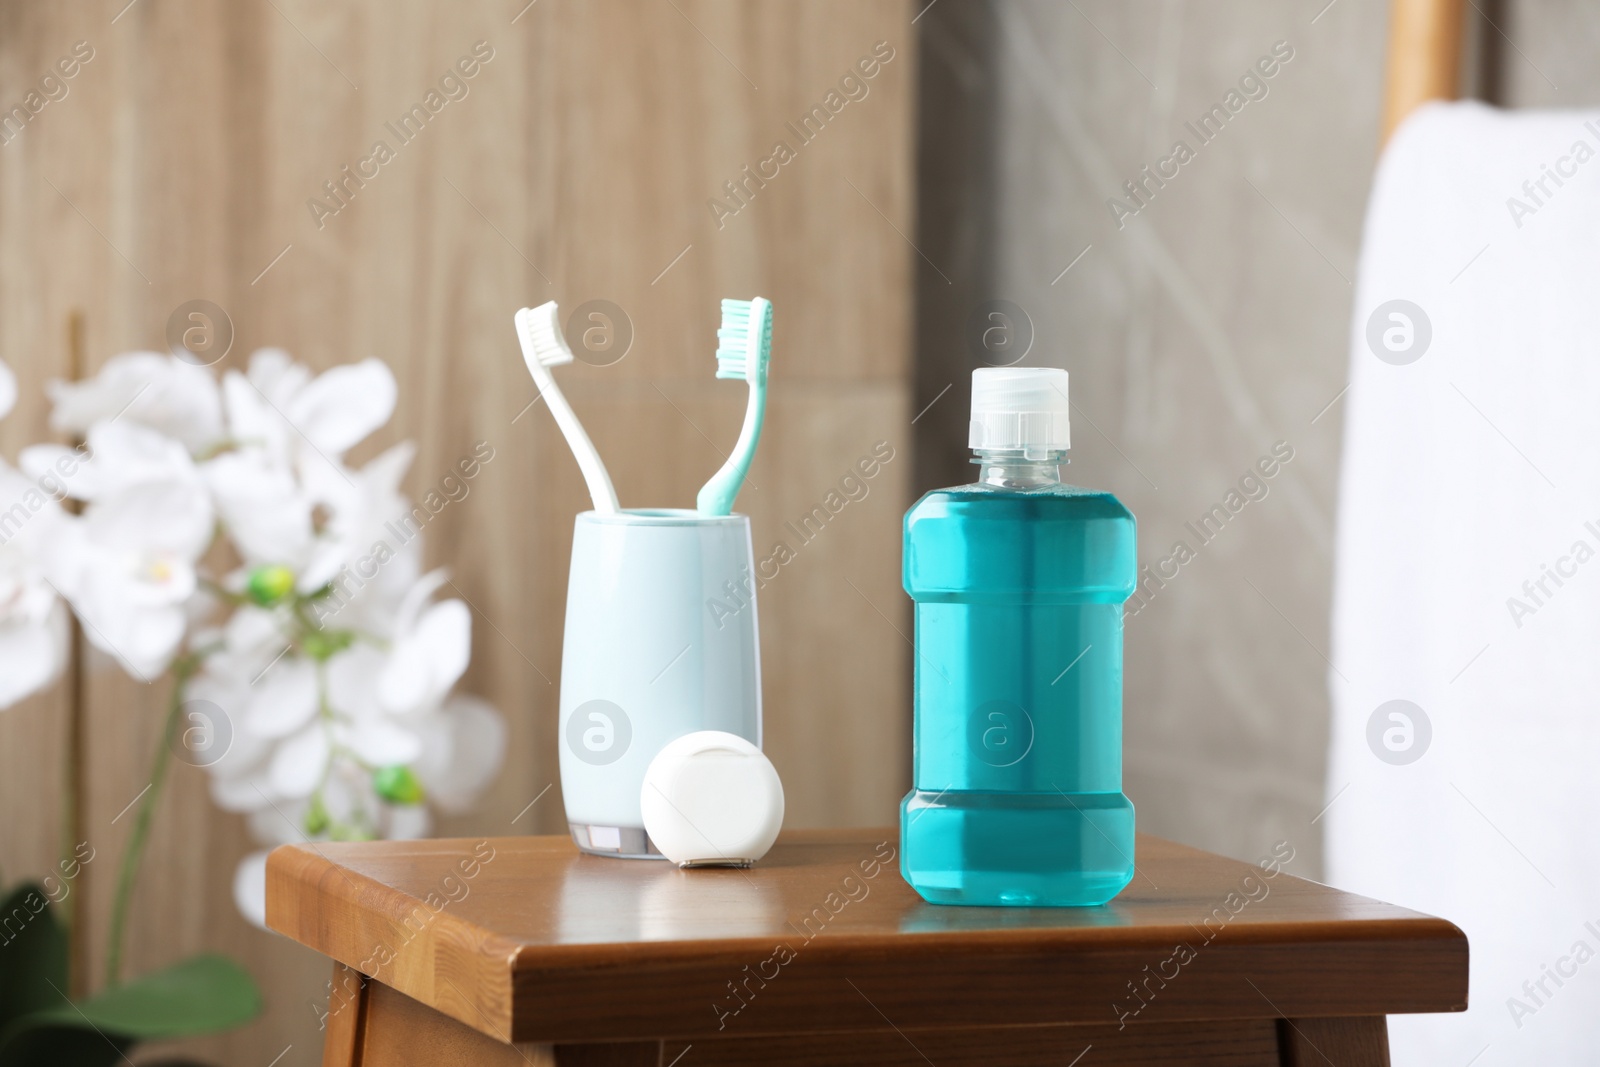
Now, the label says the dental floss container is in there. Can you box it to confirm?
[640,731,784,868]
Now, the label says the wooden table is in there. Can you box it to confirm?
[266,830,1467,1066]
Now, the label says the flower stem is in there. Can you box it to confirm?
[104,657,197,987]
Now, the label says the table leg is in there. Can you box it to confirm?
[320,964,369,1067]
[314,971,664,1067]
[1278,1016,1390,1066]
[339,977,550,1065]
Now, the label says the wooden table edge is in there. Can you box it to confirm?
[266,835,1469,1047]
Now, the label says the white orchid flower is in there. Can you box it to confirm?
[378,575,504,813]
[45,351,223,455]
[0,462,69,709]
[0,361,68,709]
[10,346,504,931]
[378,569,471,715]
[203,437,416,598]
[0,359,15,421]
[201,447,315,574]
[23,419,204,501]
[221,348,396,464]
[214,568,501,835]
[0,568,68,708]
[47,488,211,679]
[233,850,272,930]
[179,667,278,813]
[210,351,405,596]
[407,693,506,814]
[236,640,424,795]
[284,357,398,460]
[297,440,416,595]
[244,746,433,843]
[24,422,213,679]
[231,748,435,930]
[195,603,294,684]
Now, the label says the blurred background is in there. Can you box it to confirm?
[0,0,1596,1063]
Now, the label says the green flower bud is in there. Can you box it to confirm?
[301,629,356,661]
[330,822,377,842]
[303,793,330,836]
[246,564,295,606]
[372,765,425,806]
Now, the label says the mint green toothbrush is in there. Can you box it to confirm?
[696,297,772,516]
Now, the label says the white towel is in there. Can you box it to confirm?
[1327,100,1600,1065]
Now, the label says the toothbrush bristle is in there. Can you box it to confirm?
[520,301,575,367]
[714,297,772,382]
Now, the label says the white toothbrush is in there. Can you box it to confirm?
[514,301,619,514]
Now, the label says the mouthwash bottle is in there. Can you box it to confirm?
[900,367,1136,906]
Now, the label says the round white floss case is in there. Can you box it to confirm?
[639,731,784,868]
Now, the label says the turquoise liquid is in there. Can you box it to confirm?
[899,478,1137,906]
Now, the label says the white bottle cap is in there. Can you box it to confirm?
[640,731,784,867]
[968,367,1071,454]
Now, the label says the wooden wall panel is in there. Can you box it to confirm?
[0,1,913,1063]
[0,0,123,998]
[0,0,73,980]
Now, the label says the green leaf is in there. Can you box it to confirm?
[0,882,68,1034]
[71,954,260,1038]
[0,954,260,1061]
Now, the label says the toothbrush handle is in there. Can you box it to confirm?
[544,381,619,514]
[697,381,765,516]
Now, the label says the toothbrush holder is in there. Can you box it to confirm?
[557,508,762,858]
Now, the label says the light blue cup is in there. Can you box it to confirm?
[558,509,762,858]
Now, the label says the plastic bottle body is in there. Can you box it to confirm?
[899,463,1136,906]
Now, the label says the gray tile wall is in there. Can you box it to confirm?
[914,0,1599,877]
